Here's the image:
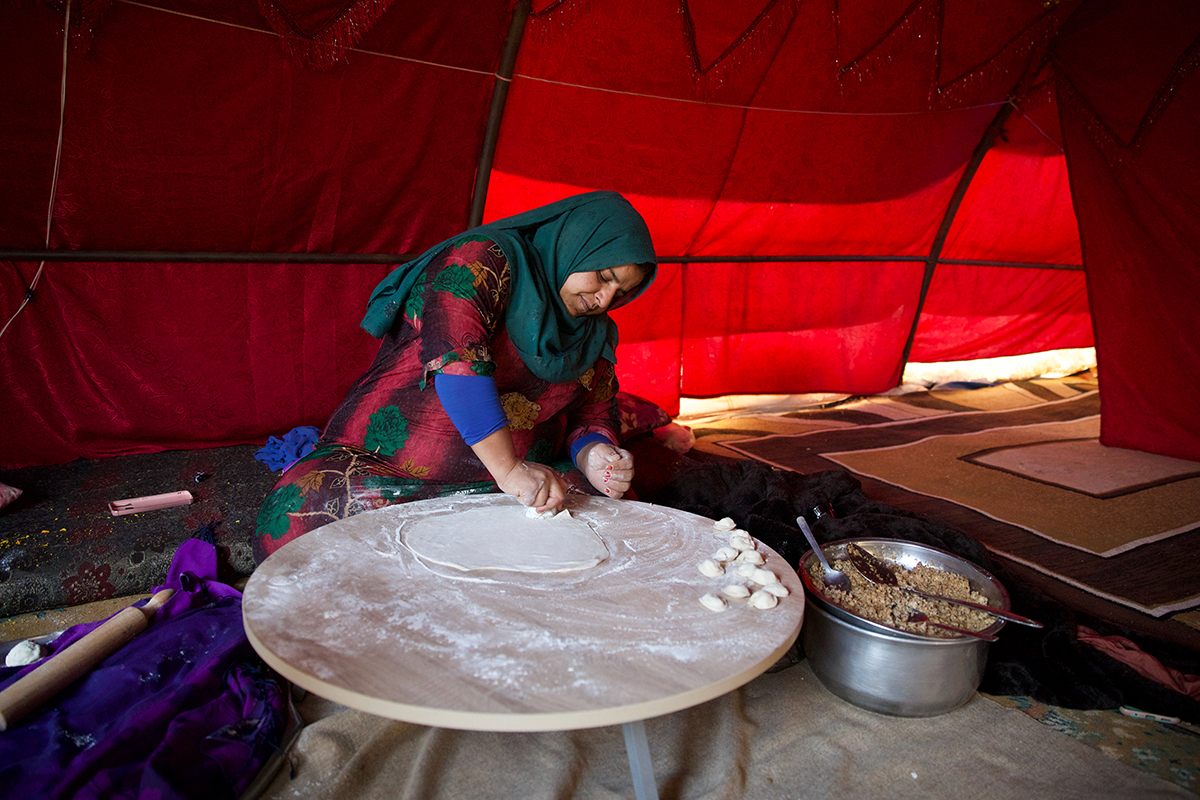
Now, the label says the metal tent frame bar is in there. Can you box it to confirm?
[0,250,1080,270]
[896,100,1018,372]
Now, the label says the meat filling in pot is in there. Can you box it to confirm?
[806,555,994,637]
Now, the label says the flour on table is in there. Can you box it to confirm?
[403,505,609,573]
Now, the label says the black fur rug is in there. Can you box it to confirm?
[653,458,1200,723]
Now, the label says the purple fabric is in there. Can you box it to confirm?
[0,538,287,800]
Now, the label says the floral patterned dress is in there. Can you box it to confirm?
[253,237,622,562]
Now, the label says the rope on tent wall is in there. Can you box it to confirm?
[895,100,1016,380]
[1,0,71,342]
[467,0,533,229]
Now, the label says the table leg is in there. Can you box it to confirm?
[621,719,659,800]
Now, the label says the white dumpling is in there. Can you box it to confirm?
[734,550,764,565]
[748,589,779,609]
[4,639,45,667]
[721,584,752,599]
[697,559,725,577]
[762,582,790,597]
[728,531,755,551]
[733,562,759,578]
[699,593,728,612]
[751,568,779,585]
[713,546,740,562]
[713,517,737,532]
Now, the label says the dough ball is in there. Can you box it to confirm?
[762,582,790,597]
[5,639,46,667]
[713,546,740,562]
[750,568,779,585]
[713,517,737,532]
[697,559,725,578]
[524,506,558,520]
[728,532,755,551]
[721,584,751,599]
[748,589,779,609]
[734,550,764,565]
[699,593,728,612]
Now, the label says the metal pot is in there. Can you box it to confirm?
[799,538,1009,717]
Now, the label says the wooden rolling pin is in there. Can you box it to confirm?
[0,588,175,732]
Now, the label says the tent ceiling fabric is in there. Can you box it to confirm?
[0,0,1196,468]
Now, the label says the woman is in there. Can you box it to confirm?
[253,191,657,563]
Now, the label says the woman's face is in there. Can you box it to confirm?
[558,264,646,318]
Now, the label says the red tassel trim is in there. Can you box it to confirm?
[253,0,396,69]
[529,0,598,34]
[1055,31,1200,169]
[42,0,116,55]
[931,5,1066,109]
[833,0,939,89]
[689,0,804,97]
[530,0,803,99]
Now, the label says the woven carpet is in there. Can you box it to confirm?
[708,377,1200,621]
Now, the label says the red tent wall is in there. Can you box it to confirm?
[1,0,1194,469]
[1,0,514,466]
[484,0,1093,407]
[1051,0,1200,461]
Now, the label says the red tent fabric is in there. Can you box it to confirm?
[1,0,1196,468]
[1051,0,1200,461]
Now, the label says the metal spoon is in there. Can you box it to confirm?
[846,543,1043,629]
[797,516,852,593]
[906,610,999,642]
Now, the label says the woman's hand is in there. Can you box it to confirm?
[469,427,567,514]
[495,460,568,513]
[579,442,635,499]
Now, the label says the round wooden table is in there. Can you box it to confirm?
[243,494,804,799]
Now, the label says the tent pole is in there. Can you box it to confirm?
[896,100,1015,381]
[467,0,532,229]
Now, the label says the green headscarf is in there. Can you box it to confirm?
[361,191,657,383]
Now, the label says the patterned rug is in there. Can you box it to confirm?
[701,376,1200,620]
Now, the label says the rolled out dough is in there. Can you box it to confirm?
[403,505,609,573]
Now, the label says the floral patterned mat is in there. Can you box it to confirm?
[987,695,1199,794]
